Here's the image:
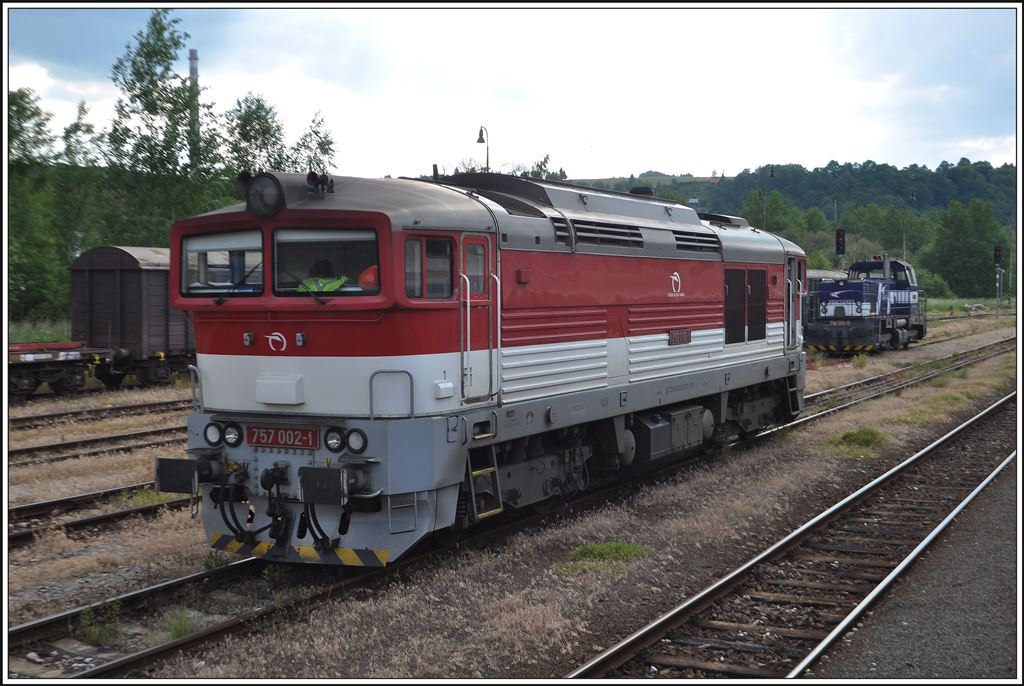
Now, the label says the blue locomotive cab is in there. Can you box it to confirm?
[805,254,927,352]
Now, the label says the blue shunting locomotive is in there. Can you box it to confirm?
[804,254,927,352]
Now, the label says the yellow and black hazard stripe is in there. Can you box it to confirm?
[210,532,389,566]
[806,344,875,352]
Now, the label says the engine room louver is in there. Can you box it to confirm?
[573,221,644,249]
[551,218,572,246]
[672,229,721,254]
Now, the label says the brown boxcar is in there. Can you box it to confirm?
[70,246,194,387]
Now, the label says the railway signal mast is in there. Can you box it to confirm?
[994,245,1003,319]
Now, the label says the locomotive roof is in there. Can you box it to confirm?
[70,246,170,270]
[196,172,803,264]
[850,257,914,269]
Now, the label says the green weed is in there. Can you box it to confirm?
[80,602,121,645]
[827,427,889,459]
[167,608,200,639]
[202,551,232,571]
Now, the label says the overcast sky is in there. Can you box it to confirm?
[6,5,1020,180]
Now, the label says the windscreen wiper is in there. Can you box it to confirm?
[214,260,264,305]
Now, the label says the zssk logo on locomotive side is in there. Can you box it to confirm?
[669,271,685,297]
[265,332,288,352]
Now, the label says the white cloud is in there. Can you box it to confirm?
[942,135,1016,167]
[7,7,1017,178]
[9,62,119,149]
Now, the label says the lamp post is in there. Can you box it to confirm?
[476,125,489,172]
[759,164,775,230]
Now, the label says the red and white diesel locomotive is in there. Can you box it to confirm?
[156,171,807,566]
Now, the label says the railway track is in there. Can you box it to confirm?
[568,393,1016,678]
[7,426,187,468]
[9,399,192,431]
[8,484,190,550]
[927,310,1015,322]
[804,336,1015,411]
[7,341,1016,678]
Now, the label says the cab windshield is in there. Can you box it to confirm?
[182,230,263,296]
[274,229,380,296]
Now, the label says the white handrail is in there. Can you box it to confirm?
[460,272,471,400]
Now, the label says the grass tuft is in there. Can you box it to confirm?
[827,426,889,458]
[80,602,121,645]
[202,551,233,571]
[167,608,200,639]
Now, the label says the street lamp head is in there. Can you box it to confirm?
[477,127,486,144]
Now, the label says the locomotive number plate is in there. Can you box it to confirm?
[246,426,319,449]
[668,329,692,345]
[828,320,851,326]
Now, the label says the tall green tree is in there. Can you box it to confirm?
[8,89,61,319]
[286,111,335,174]
[224,92,288,173]
[922,199,1005,297]
[104,9,228,245]
[8,88,55,165]
[54,102,105,267]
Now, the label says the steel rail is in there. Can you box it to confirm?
[9,482,159,520]
[9,498,190,550]
[10,399,191,431]
[7,558,265,646]
[9,426,187,460]
[566,391,1015,678]
[786,449,1017,678]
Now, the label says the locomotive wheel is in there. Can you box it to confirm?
[433,525,466,548]
[10,376,39,401]
[49,371,85,395]
[136,366,171,387]
[94,367,125,389]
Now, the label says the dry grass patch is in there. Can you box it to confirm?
[7,447,165,505]
[7,386,191,419]
[802,319,1016,396]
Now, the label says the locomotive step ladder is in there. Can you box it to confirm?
[468,445,503,521]
[786,375,803,415]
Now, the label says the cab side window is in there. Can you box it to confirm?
[405,237,453,299]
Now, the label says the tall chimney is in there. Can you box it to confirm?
[188,49,200,173]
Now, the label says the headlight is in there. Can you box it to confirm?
[223,423,243,447]
[324,427,345,453]
[204,422,224,446]
[246,173,284,218]
[346,428,367,454]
